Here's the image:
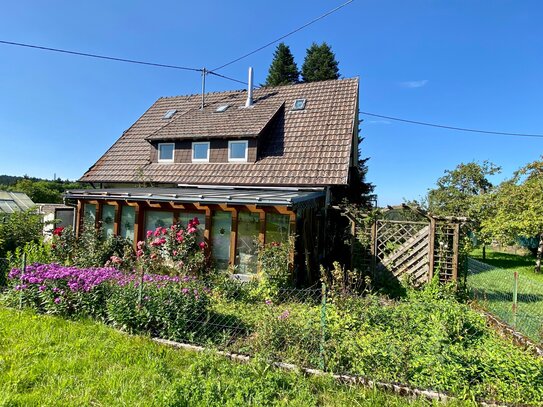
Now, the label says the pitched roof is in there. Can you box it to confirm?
[80,77,359,187]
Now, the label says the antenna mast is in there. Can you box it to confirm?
[201,67,207,109]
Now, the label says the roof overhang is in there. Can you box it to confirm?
[64,187,325,208]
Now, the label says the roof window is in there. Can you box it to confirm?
[163,109,177,119]
[215,104,230,113]
[292,99,306,111]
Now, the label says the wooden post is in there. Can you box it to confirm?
[428,217,436,281]
[75,200,83,237]
[370,221,378,278]
[451,222,460,282]
[229,208,238,267]
[289,211,297,269]
[95,201,102,230]
[133,203,143,248]
[113,202,121,236]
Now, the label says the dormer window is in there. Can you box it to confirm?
[158,143,175,163]
[228,140,248,162]
[192,142,210,162]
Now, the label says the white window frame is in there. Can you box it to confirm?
[228,140,248,163]
[158,143,175,163]
[192,141,210,163]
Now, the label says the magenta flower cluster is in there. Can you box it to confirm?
[8,263,185,293]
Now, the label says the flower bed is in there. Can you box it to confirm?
[5,263,209,341]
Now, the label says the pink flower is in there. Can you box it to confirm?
[136,249,144,257]
[172,250,178,256]
[170,225,176,230]
[137,241,146,249]
[199,242,206,250]
[278,310,290,320]
[187,227,197,234]
[192,217,200,226]
[151,238,163,247]
[110,256,122,264]
[146,230,153,238]
[150,253,157,260]
[176,235,184,243]
[161,227,167,235]
[153,228,161,237]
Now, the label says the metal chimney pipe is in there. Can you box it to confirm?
[245,67,253,107]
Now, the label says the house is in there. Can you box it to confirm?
[65,75,362,283]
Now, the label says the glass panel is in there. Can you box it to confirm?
[236,211,260,274]
[120,206,135,241]
[101,204,116,239]
[192,143,209,160]
[159,143,174,161]
[178,212,205,242]
[83,203,96,224]
[265,213,290,244]
[145,210,173,234]
[211,211,231,270]
[229,141,247,160]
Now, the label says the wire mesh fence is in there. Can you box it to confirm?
[0,258,8,288]
[467,257,543,344]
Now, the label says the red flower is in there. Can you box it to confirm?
[199,242,206,250]
[53,227,64,236]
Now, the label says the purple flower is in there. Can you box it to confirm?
[38,285,46,292]
[54,297,61,304]
[265,299,273,306]
[181,288,189,295]
[278,310,290,320]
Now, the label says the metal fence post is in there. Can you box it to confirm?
[138,264,144,307]
[19,253,27,310]
[512,271,518,328]
[319,282,327,371]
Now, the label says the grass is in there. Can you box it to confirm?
[468,248,543,342]
[0,306,440,407]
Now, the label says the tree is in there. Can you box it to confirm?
[427,161,501,259]
[481,158,543,272]
[0,209,44,257]
[265,43,299,86]
[301,42,340,83]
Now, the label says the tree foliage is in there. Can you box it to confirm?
[265,43,299,86]
[0,209,44,257]
[301,42,340,83]
[0,175,85,204]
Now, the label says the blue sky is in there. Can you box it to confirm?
[0,1,542,205]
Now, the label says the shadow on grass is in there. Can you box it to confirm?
[472,251,535,270]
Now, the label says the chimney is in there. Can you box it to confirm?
[245,67,253,107]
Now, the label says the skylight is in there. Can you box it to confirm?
[215,104,230,113]
[292,99,306,111]
[163,109,177,119]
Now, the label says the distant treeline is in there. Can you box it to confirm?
[0,175,87,204]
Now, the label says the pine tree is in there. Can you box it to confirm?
[264,43,300,86]
[301,42,340,83]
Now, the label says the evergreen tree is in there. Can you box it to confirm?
[264,43,300,86]
[301,42,340,83]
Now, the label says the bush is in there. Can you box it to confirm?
[0,209,43,257]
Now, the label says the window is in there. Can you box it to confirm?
[192,142,210,162]
[215,105,230,113]
[101,204,116,238]
[163,109,177,119]
[235,211,260,274]
[83,203,96,224]
[265,213,290,244]
[228,140,248,162]
[292,98,306,111]
[120,205,135,241]
[158,143,175,163]
[145,210,173,233]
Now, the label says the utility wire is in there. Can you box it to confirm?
[208,71,248,86]
[210,0,354,72]
[360,111,543,139]
[0,39,202,72]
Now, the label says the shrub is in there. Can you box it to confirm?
[0,209,43,257]
[253,239,294,300]
[137,219,207,276]
[7,240,52,270]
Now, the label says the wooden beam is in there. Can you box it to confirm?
[146,200,163,208]
[259,210,266,246]
[113,202,121,236]
[452,222,460,282]
[75,200,83,237]
[229,208,238,267]
[133,202,143,248]
[288,212,297,267]
[169,202,186,210]
[427,218,436,282]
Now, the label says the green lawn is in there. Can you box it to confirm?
[468,248,543,342]
[0,307,441,407]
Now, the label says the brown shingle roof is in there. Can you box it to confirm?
[80,77,359,186]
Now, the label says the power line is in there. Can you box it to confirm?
[360,111,543,139]
[210,0,354,72]
[208,71,247,86]
[0,39,202,72]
